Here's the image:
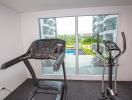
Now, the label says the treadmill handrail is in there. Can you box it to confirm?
[53,52,65,71]
[1,52,65,70]
[1,54,24,69]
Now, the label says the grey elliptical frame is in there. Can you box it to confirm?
[97,32,126,100]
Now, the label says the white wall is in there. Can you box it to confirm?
[0,5,27,99]
[21,5,132,81]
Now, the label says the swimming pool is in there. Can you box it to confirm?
[65,49,84,55]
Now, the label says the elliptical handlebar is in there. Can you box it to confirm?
[121,32,126,54]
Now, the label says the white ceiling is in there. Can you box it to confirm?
[0,0,132,13]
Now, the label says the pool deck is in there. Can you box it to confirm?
[43,55,104,75]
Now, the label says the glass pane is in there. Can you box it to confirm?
[39,17,76,75]
[78,16,98,75]
[56,17,76,75]
[78,14,118,75]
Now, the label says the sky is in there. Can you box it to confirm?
[56,16,93,35]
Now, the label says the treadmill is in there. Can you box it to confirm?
[1,39,67,100]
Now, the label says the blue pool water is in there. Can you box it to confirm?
[66,49,76,55]
[65,49,84,55]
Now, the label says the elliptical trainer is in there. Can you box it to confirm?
[96,32,126,100]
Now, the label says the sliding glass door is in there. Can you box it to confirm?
[39,14,118,76]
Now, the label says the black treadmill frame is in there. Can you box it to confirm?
[1,39,67,100]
